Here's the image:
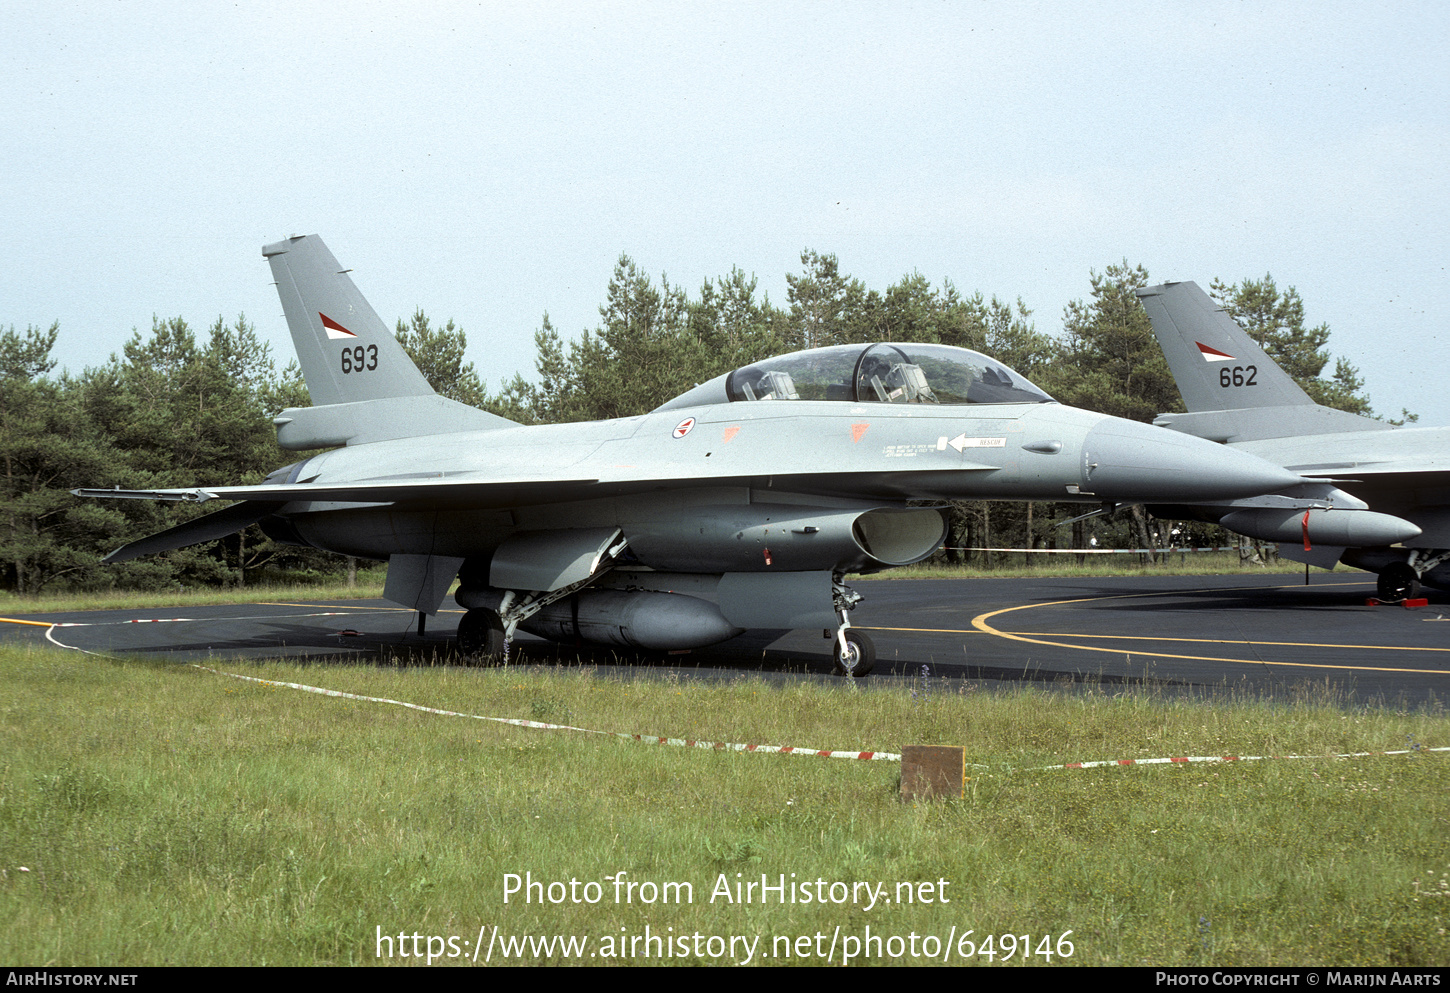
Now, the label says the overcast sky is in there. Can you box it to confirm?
[5,1,1447,423]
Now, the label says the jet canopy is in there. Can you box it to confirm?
[656,342,1054,410]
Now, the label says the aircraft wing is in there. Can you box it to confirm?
[76,479,603,509]
[75,465,1000,512]
[100,500,286,563]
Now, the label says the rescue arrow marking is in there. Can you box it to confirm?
[948,435,1006,452]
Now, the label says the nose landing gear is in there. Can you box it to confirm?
[833,627,876,677]
[831,577,874,676]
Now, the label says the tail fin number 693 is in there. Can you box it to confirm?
[1219,364,1256,388]
[342,344,379,374]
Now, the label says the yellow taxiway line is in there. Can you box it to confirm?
[0,617,56,628]
[257,601,414,612]
[965,582,1450,676]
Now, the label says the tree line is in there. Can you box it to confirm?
[0,255,1378,594]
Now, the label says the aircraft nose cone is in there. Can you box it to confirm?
[1082,419,1301,501]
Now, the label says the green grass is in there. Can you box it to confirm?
[1,643,1445,966]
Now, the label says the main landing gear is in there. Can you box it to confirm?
[456,567,879,676]
[455,535,631,664]
[457,608,507,663]
[1376,562,1421,603]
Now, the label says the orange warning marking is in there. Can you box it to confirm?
[722,426,740,443]
[851,423,869,443]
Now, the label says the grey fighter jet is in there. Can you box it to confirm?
[1137,280,1450,600]
[76,237,1303,675]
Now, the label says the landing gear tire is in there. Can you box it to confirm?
[833,629,876,678]
[1377,563,1421,602]
[457,608,507,664]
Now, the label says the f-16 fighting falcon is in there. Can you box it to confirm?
[1138,280,1450,602]
[76,237,1304,675]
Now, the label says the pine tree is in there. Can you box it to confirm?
[1045,261,1182,423]
[394,310,489,408]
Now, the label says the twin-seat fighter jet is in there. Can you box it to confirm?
[77,237,1303,675]
[1138,281,1450,601]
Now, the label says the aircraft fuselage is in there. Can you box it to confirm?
[275,398,1301,568]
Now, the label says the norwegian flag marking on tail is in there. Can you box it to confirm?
[320,313,358,340]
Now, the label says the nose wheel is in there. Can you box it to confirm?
[833,628,876,677]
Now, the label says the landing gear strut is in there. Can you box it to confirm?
[457,608,507,663]
[831,576,873,676]
[454,531,631,664]
[1377,562,1421,602]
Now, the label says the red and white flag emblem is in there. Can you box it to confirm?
[320,313,358,339]
[1195,341,1234,362]
[672,417,696,439]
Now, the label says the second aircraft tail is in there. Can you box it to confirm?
[1137,280,1387,443]
[1136,281,1314,412]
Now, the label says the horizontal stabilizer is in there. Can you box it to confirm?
[717,571,838,629]
[273,395,516,450]
[1154,405,1391,444]
[1277,542,1347,571]
[101,501,284,563]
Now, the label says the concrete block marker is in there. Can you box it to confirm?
[901,745,965,800]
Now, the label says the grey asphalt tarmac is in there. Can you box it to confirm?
[4,573,1447,705]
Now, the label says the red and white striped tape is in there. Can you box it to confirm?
[1040,747,1449,771]
[193,666,901,762]
[195,665,1443,772]
[627,733,897,761]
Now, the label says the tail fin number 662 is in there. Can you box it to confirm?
[342,344,379,374]
[1219,365,1256,388]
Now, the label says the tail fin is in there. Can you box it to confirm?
[263,234,516,447]
[1136,281,1314,411]
[1137,281,1386,442]
[264,234,435,405]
